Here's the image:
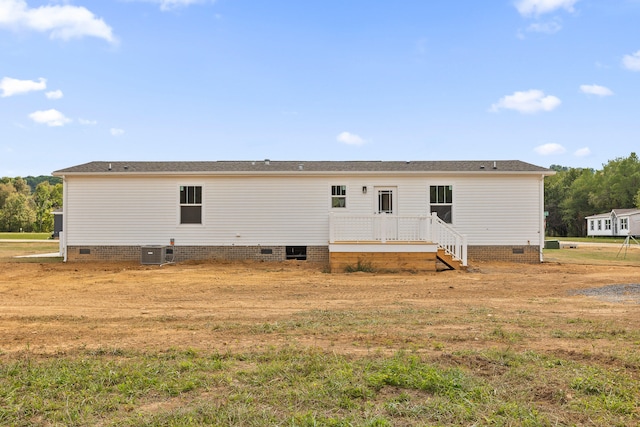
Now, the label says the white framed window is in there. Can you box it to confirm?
[597,220,602,230]
[377,189,394,214]
[620,218,628,230]
[180,185,202,224]
[590,220,595,231]
[331,185,347,208]
[604,219,611,230]
[430,185,453,223]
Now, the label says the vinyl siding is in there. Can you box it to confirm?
[63,173,544,247]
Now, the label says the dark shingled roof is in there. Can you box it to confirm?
[53,160,553,175]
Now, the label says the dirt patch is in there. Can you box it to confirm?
[1,259,639,360]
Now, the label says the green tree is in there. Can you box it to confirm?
[0,182,16,208]
[11,177,31,196]
[560,168,598,236]
[32,182,55,232]
[591,152,640,210]
[0,193,36,232]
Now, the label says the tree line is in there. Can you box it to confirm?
[0,176,62,233]
[545,152,640,237]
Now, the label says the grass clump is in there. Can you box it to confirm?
[344,259,376,273]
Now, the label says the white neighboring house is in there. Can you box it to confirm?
[586,209,640,237]
[52,160,554,270]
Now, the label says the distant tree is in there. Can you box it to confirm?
[590,152,640,210]
[0,193,35,232]
[561,169,598,236]
[32,182,55,232]
[12,177,31,196]
[0,182,16,208]
[545,167,595,236]
[24,175,62,192]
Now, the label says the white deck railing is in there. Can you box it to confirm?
[329,212,467,266]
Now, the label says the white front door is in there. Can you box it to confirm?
[375,187,396,241]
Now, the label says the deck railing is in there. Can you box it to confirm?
[329,212,467,266]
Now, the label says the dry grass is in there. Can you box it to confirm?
[0,241,639,425]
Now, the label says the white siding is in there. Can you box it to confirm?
[64,173,545,247]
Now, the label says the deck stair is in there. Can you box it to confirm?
[436,248,465,270]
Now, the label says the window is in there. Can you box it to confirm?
[620,218,628,230]
[377,189,394,214]
[604,219,611,230]
[180,185,202,224]
[331,185,347,208]
[590,220,595,231]
[597,220,602,230]
[430,185,453,223]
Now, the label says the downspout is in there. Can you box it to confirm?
[62,176,68,262]
[539,175,545,262]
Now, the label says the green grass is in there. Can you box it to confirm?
[0,232,52,240]
[0,240,61,262]
[1,347,637,426]
[543,245,640,265]
[546,236,628,244]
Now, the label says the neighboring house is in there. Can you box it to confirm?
[586,209,640,237]
[52,160,554,271]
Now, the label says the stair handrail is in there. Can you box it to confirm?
[430,213,468,266]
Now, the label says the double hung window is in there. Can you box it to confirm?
[180,185,202,224]
[331,185,347,208]
[430,185,453,223]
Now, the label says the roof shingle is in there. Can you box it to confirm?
[53,160,552,175]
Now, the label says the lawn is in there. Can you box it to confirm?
[0,241,638,426]
[0,232,52,240]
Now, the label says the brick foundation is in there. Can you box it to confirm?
[67,245,330,263]
[66,244,540,265]
[467,245,541,263]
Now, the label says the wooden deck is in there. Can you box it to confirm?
[329,241,465,273]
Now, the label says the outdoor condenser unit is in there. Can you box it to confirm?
[141,246,173,265]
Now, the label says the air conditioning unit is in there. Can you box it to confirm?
[141,246,172,265]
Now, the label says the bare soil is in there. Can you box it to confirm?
[1,255,639,360]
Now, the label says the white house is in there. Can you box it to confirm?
[586,209,640,237]
[52,160,554,271]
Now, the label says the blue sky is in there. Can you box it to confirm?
[1,0,640,176]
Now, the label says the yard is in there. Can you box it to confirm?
[1,241,639,425]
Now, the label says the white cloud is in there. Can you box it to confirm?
[28,108,71,126]
[0,76,46,97]
[132,0,213,11]
[622,50,640,71]
[337,131,365,146]
[78,118,97,125]
[579,84,613,96]
[110,128,125,136]
[534,143,566,155]
[515,0,579,17]
[574,147,591,157]
[526,20,562,34]
[45,89,63,99]
[490,89,561,114]
[0,0,115,43]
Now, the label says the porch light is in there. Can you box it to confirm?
[362,186,367,194]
